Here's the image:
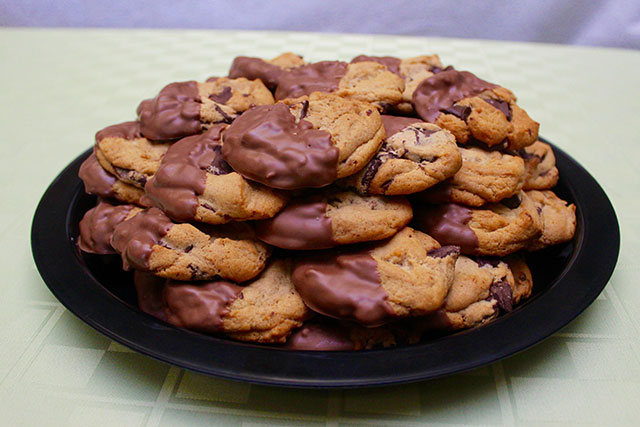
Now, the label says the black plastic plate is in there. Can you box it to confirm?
[31,140,619,388]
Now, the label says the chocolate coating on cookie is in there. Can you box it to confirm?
[111,208,173,270]
[274,61,348,100]
[78,202,136,254]
[380,115,423,137]
[79,152,118,198]
[413,204,479,253]
[137,81,202,140]
[292,252,395,327]
[222,103,338,189]
[164,279,243,333]
[351,55,401,76]
[145,125,229,222]
[412,69,498,122]
[134,271,168,321]
[228,56,284,90]
[254,198,334,250]
[284,321,355,351]
[96,121,143,141]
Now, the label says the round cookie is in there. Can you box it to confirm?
[254,190,413,250]
[291,227,459,327]
[504,253,533,304]
[342,115,462,195]
[136,79,273,141]
[525,190,576,251]
[228,53,306,90]
[94,121,171,189]
[77,201,141,254]
[145,124,288,224]
[79,152,150,207]
[412,68,539,150]
[111,207,270,282]
[412,191,542,256]
[417,146,526,206]
[274,60,405,109]
[223,93,385,189]
[521,140,560,190]
[134,259,309,343]
[352,54,444,114]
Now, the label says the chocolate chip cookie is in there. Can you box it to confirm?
[145,124,288,224]
[342,115,461,195]
[526,190,576,251]
[254,190,413,250]
[412,68,539,150]
[111,207,270,282]
[521,140,560,190]
[136,79,273,141]
[291,227,459,327]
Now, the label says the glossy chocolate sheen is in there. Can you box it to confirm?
[284,321,355,351]
[209,86,233,104]
[134,270,169,322]
[78,152,116,198]
[95,121,143,142]
[412,203,479,254]
[78,202,135,254]
[137,81,202,141]
[412,69,498,123]
[163,279,243,333]
[222,103,338,190]
[254,198,334,250]
[111,207,173,270]
[145,125,228,222]
[228,56,284,89]
[292,252,395,327]
[351,55,401,76]
[274,61,348,100]
[490,281,513,312]
[381,115,424,137]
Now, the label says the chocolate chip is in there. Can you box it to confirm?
[213,104,234,124]
[483,98,512,121]
[489,281,513,312]
[299,100,309,120]
[113,167,147,186]
[427,245,460,258]
[209,86,233,104]
[441,104,471,120]
[187,263,204,279]
[207,144,233,175]
[360,156,384,190]
[472,256,501,267]
[184,244,194,253]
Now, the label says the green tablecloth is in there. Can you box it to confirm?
[1,28,639,426]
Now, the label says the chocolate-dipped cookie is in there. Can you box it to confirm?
[254,190,412,250]
[342,115,462,195]
[412,191,542,256]
[94,121,171,189]
[228,52,306,90]
[136,79,273,141]
[111,207,269,282]
[291,227,459,327]
[412,69,539,150]
[134,259,309,343]
[77,201,141,254]
[145,124,287,224]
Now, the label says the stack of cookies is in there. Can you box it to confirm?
[77,52,576,350]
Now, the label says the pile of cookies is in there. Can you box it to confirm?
[77,52,576,350]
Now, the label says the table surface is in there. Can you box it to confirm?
[1,28,639,426]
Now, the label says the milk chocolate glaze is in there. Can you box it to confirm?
[412,69,498,123]
[95,121,143,141]
[284,319,355,351]
[111,207,173,270]
[228,56,284,90]
[254,198,334,250]
[274,61,348,100]
[381,115,424,137]
[412,203,479,254]
[292,252,395,327]
[163,279,243,333]
[78,201,135,254]
[78,152,116,198]
[145,125,228,222]
[134,270,169,322]
[222,103,338,190]
[351,55,402,76]
[137,81,202,141]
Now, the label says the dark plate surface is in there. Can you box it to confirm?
[31,140,619,388]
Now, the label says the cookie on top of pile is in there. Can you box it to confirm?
[77,52,576,350]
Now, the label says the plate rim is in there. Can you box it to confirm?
[31,139,620,388]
